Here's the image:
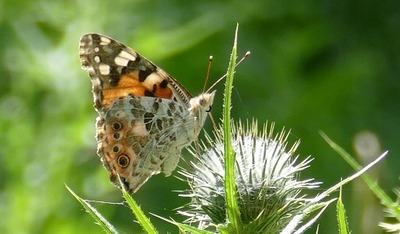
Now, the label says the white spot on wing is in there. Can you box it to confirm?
[99,36,111,45]
[119,50,136,61]
[141,72,164,90]
[94,56,101,63]
[114,56,129,66]
[86,66,95,73]
[92,78,101,86]
[114,50,137,66]
[99,64,110,75]
[131,121,149,137]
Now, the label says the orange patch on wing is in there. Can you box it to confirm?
[139,72,173,99]
[119,72,140,87]
[101,73,146,107]
[153,83,172,99]
[101,71,173,107]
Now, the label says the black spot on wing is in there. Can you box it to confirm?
[160,79,168,88]
[152,101,159,111]
[91,34,101,43]
[144,90,154,97]
[144,112,154,132]
[152,84,157,93]
[109,66,121,86]
[135,54,142,63]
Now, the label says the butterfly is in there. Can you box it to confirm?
[79,33,215,193]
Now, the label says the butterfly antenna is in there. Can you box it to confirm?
[206,51,251,93]
[203,55,214,93]
[206,51,250,136]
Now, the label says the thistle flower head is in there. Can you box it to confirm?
[178,121,320,233]
[379,187,400,233]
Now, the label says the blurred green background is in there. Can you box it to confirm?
[1,0,399,233]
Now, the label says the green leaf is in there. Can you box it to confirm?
[320,132,399,219]
[153,214,214,234]
[336,187,350,234]
[119,178,159,234]
[66,185,118,234]
[222,23,242,233]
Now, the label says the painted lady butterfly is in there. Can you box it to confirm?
[79,33,215,193]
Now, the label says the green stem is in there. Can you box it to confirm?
[223,23,242,233]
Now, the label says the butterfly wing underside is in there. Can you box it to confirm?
[79,33,204,193]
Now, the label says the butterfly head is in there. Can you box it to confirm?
[189,90,216,133]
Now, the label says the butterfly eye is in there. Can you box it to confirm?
[117,155,130,168]
[206,106,212,113]
[199,98,205,106]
